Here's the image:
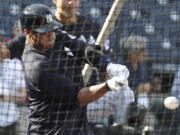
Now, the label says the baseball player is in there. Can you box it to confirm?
[21,4,129,135]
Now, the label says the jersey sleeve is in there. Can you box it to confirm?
[55,30,112,72]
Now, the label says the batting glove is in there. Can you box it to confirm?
[106,63,129,91]
[106,76,128,91]
[106,63,129,79]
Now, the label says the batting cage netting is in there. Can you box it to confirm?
[0,0,180,135]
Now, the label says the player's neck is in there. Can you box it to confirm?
[56,12,77,24]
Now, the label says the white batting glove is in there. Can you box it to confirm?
[106,63,130,91]
[106,76,128,91]
[106,63,129,79]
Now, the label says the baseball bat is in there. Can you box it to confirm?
[82,0,126,84]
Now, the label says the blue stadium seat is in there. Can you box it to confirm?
[79,0,113,26]
[0,0,53,37]
[108,0,180,64]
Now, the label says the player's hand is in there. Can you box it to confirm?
[106,76,128,91]
[106,63,129,79]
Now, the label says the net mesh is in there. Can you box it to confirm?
[0,0,180,135]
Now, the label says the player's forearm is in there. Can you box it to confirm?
[77,82,109,107]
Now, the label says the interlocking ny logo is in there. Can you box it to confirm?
[46,14,53,23]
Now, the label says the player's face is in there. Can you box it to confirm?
[36,32,56,50]
[28,31,56,50]
[53,0,80,17]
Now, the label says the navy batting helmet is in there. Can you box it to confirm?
[20,4,62,33]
